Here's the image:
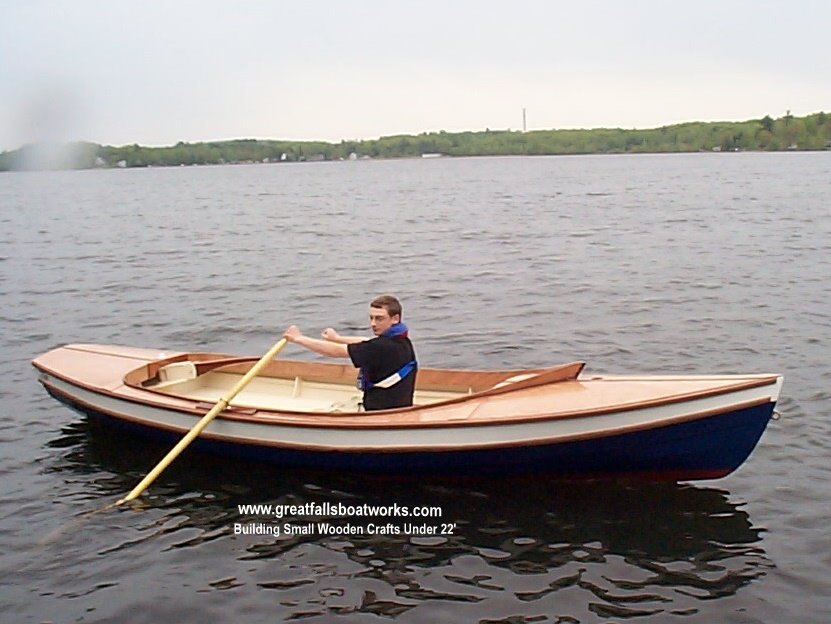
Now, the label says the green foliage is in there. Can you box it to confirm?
[2,112,830,171]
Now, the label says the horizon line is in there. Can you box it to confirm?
[3,110,825,154]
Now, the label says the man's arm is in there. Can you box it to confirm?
[284,326,350,358]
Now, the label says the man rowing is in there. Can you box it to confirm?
[283,294,417,410]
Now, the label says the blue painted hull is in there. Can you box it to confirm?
[49,388,774,480]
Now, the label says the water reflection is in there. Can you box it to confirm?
[48,418,772,621]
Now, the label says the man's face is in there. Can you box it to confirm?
[369,306,399,336]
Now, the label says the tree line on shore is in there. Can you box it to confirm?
[2,111,828,171]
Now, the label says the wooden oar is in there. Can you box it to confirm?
[116,338,288,505]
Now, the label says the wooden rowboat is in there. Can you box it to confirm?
[32,343,783,480]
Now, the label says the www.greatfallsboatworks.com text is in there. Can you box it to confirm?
[234,501,456,537]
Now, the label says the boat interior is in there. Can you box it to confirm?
[129,354,585,413]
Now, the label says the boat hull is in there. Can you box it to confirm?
[41,376,775,480]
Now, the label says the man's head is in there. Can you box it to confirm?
[368,294,402,336]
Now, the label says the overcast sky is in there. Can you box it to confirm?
[1,1,829,150]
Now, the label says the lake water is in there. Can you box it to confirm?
[1,153,830,622]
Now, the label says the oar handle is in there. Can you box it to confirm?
[117,338,288,504]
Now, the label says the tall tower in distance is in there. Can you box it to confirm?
[522,108,527,132]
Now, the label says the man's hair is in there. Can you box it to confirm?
[370,294,402,319]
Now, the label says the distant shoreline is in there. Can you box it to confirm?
[2,111,828,171]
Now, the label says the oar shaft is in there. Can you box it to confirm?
[118,338,287,504]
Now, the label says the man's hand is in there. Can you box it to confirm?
[284,325,302,343]
[321,327,341,342]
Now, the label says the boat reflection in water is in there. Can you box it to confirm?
[47,419,772,621]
